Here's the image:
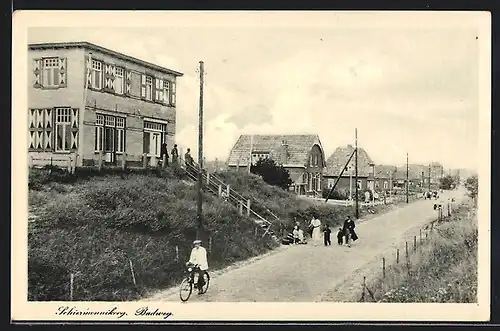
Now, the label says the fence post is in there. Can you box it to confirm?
[361,276,366,302]
[67,157,72,172]
[70,273,74,301]
[413,235,417,252]
[129,260,137,287]
[218,184,222,198]
[207,171,210,185]
[239,201,243,215]
[226,184,230,197]
[247,199,251,216]
[396,248,400,264]
[142,153,148,169]
[175,245,179,261]
[162,154,166,169]
[382,257,386,279]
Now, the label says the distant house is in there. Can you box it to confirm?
[226,134,326,196]
[323,145,375,195]
[373,164,398,191]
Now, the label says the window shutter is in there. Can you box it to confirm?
[170,81,176,106]
[84,56,92,87]
[154,78,160,101]
[125,70,132,95]
[58,57,67,87]
[103,63,115,92]
[140,74,146,99]
[152,77,157,102]
[33,58,42,88]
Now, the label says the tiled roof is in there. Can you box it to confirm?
[227,134,325,167]
[28,41,184,77]
[374,164,398,178]
[323,145,374,177]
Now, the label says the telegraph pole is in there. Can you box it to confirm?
[197,61,204,240]
[355,128,359,219]
[428,164,431,191]
[406,153,409,203]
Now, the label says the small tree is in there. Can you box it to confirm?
[465,174,478,203]
[250,158,292,190]
[439,175,455,190]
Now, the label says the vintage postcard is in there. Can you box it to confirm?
[12,10,491,322]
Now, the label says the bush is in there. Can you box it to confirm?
[250,158,292,190]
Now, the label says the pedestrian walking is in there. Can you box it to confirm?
[342,216,358,248]
[309,215,322,246]
[323,224,332,246]
[336,228,344,245]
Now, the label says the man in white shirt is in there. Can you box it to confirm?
[188,239,209,294]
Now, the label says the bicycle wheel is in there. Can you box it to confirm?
[179,278,193,302]
[200,272,210,294]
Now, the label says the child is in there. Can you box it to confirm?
[323,224,332,246]
[292,226,300,244]
[337,228,344,245]
[298,227,305,244]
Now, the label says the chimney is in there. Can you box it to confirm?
[281,139,289,165]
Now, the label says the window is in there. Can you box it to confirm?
[357,180,362,189]
[155,78,164,102]
[91,60,103,89]
[55,108,78,152]
[114,68,124,94]
[42,58,59,87]
[95,114,126,153]
[141,75,153,100]
[383,181,389,189]
[163,80,171,104]
[143,120,167,157]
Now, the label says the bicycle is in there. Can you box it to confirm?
[179,263,210,302]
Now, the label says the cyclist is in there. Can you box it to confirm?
[187,239,209,294]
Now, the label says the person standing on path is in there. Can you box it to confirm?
[171,144,179,165]
[309,216,322,246]
[342,216,358,248]
[323,224,332,246]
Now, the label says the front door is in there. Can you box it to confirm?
[149,132,161,166]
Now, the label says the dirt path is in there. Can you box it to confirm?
[145,189,466,302]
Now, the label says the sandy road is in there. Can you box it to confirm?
[146,189,466,302]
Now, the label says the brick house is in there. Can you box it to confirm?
[373,164,398,191]
[323,145,375,195]
[226,134,326,196]
[28,41,183,167]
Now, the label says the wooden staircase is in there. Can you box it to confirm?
[178,157,281,243]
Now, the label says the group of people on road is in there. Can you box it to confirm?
[291,215,359,248]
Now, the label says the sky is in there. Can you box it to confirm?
[27,12,483,170]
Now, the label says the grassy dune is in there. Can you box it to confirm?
[367,200,477,303]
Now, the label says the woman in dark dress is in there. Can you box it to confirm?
[342,216,358,248]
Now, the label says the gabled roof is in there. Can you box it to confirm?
[323,145,374,177]
[374,164,398,178]
[28,41,184,77]
[227,134,326,168]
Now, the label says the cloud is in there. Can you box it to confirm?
[28,26,480,169]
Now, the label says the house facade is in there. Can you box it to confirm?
[28,41,183,168]
[323,145,375,196]
[226,134,326,196]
